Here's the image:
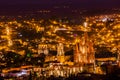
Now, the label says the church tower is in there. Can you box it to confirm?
[74,22,95,72]
[57,43,65,63]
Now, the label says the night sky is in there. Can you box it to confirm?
[0,0,120,15]
[0,0,120,9]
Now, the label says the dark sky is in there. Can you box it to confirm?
[0,0,118,3]
[0,0,120,13]
[0,0,120,9]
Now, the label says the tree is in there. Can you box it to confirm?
[5,51,22,67]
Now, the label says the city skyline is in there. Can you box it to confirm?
[0,0,120,80]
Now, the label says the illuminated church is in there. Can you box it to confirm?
[73,22,95,72]
[74,33,95,65]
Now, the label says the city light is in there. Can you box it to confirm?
[0,1,120,79]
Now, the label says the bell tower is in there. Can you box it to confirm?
[57,43,65,63]
[74,22,95,72]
